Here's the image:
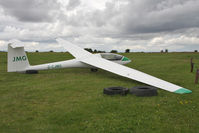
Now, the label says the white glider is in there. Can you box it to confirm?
[7,38,192,94]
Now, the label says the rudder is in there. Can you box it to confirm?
[7,43,30,72]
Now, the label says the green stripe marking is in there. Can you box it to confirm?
[122,56,130,61]
[174,88,192,94]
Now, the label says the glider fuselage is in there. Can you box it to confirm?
[27,53,131,71]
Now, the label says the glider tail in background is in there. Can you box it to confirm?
[7,44,30,72]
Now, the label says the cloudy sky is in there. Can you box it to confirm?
[0,0,199,52]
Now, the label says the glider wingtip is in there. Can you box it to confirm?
[174,88,192,94]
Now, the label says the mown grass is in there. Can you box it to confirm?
[0,52,199,133]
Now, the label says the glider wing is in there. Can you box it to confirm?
[57,38,192,94]
[81,56,191,94]
[56,38,93,59]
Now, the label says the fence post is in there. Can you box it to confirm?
[195,69,199,84]
[191,58,194,72]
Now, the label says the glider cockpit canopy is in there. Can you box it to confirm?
[100,53,123,61]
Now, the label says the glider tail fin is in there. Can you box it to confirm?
[7,43,30,72]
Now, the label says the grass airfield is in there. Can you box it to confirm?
[0,51,199,133]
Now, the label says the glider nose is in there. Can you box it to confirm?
[122,56,131,64]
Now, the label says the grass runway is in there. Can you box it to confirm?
[0,52,199,133]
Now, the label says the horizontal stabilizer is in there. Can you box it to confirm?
[10,43,24,48]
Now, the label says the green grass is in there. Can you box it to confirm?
[0,52,199,133]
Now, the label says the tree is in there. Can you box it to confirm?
[35,50,39,52]
[97,50,106,53]
[165,49,168,53]
[50,50,53,52]
[110,50,118,53]
[194,50,198,52]
[160,50,164,53]
[94,49,97,53]
[125,49,130,53]
[84,48,93,53]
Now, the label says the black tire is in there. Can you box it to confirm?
[129,86,158,97]
[25,70,38,74]
[103,87,129,96]
[91,68,98,72]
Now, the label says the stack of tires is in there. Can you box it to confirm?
[103,86,158,97]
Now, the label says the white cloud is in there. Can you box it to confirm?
[0,0,199,52]
[0,40,7,51]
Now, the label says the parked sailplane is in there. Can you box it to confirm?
[7,38,192,94]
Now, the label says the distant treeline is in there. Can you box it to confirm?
[32,49,199,53]
[84,48,131,53]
